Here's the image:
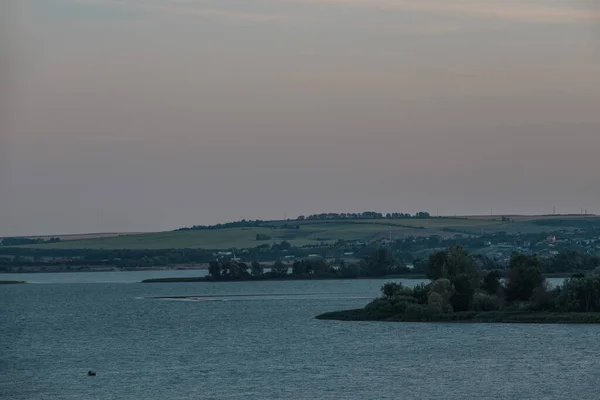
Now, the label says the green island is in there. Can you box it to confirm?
[316,246,600,324]
[0,280,25,284]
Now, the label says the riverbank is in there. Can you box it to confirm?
[140,271,585,284]
[141,274,428,283]
[0,264,208,274]
[316,309,600,324]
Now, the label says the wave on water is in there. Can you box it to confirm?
[149,294,372,302]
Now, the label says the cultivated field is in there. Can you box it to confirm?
[10,215,592,250]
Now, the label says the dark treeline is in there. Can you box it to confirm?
[176,211,432,231]
[205,248,412,281]
[299,211,431,220]
[177,220,300,231]
[320,246,600,322]
[0,237,61,246]
[0,248,213,270]
[1,239,598,275]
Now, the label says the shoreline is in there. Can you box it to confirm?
[0,265,209,274]
[316,309,600,324]
[141,272,578,283]
[141,274,429,283]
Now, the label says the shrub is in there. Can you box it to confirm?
[410,283,431,304]
[403,304,432,321]
[364,296,417,319]
[530,283,557,311]
[472,292,503,311]
[381,282,404,299]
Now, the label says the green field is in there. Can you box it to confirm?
[9,217,548,250]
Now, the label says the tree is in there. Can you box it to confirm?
[426,246,478,283]
[556,270,600,312]
[292,260,309,275]
[428,278,454,313]
[363,248,403,277]
[481,270,503,296]
[310,259,330,276]
[271,261,288,277]
[505,253,544,302]
[208,260,221,279]
[450,273,476,312]
[251,261,263,277]
[338,261,361,278]
[381,282,403,299]
[221,261,248,280]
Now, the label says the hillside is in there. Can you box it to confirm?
[8,216,597,250]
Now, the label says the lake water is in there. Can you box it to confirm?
[2,272,599,399]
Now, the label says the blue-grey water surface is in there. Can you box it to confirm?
[2,273,599,399]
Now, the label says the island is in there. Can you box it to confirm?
[0,280,25,284]
[317,246,600,324]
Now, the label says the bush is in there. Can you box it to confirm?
[472,292,503,311]
[402,304,432,321]
[381,282,404,299]
[451,273,476,312]
[530,283,557,311]
[410,283,431,304]
[555,270,600,312]
[364,296,417,319]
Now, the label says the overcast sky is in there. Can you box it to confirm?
[1,0,599,236]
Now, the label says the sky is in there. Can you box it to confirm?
[1,0,600,236]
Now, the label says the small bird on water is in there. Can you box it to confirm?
[88,371,96,376]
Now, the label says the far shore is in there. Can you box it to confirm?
[141,274,428,283]
[141,272,576,284]
[0,264,209,274]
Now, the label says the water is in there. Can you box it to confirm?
[2,273,599,399]
[0,269,209,284]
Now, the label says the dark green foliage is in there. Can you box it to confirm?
[426,246,478,283]
[220,261,250,280]
[255,234,271,241]
[251,261,263,277]
[271,261,288,277]
[555,271,600,312]
[530,284,558,311]
[363,297,417,319]
[481,270,503,296]
[1,237,61,246]
[338,261,361,278]
[472,292,503,311]
[450,274,476,312]
[303,211,429,221]
[208,260,221,279]
[363,248,404,277]
[291,259,331,276]
[505,253,545,302]
[473,255,501,271]
[410,283,431,305]
[543,251,600,273]
[318,247,600,324]
[381,282,404,299]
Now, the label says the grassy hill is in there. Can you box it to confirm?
[9,216,591,250]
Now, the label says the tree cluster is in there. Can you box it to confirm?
[364,246,600,320]
[297,212,431,221]
[206,248,412,281]
[1,237,61,246]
